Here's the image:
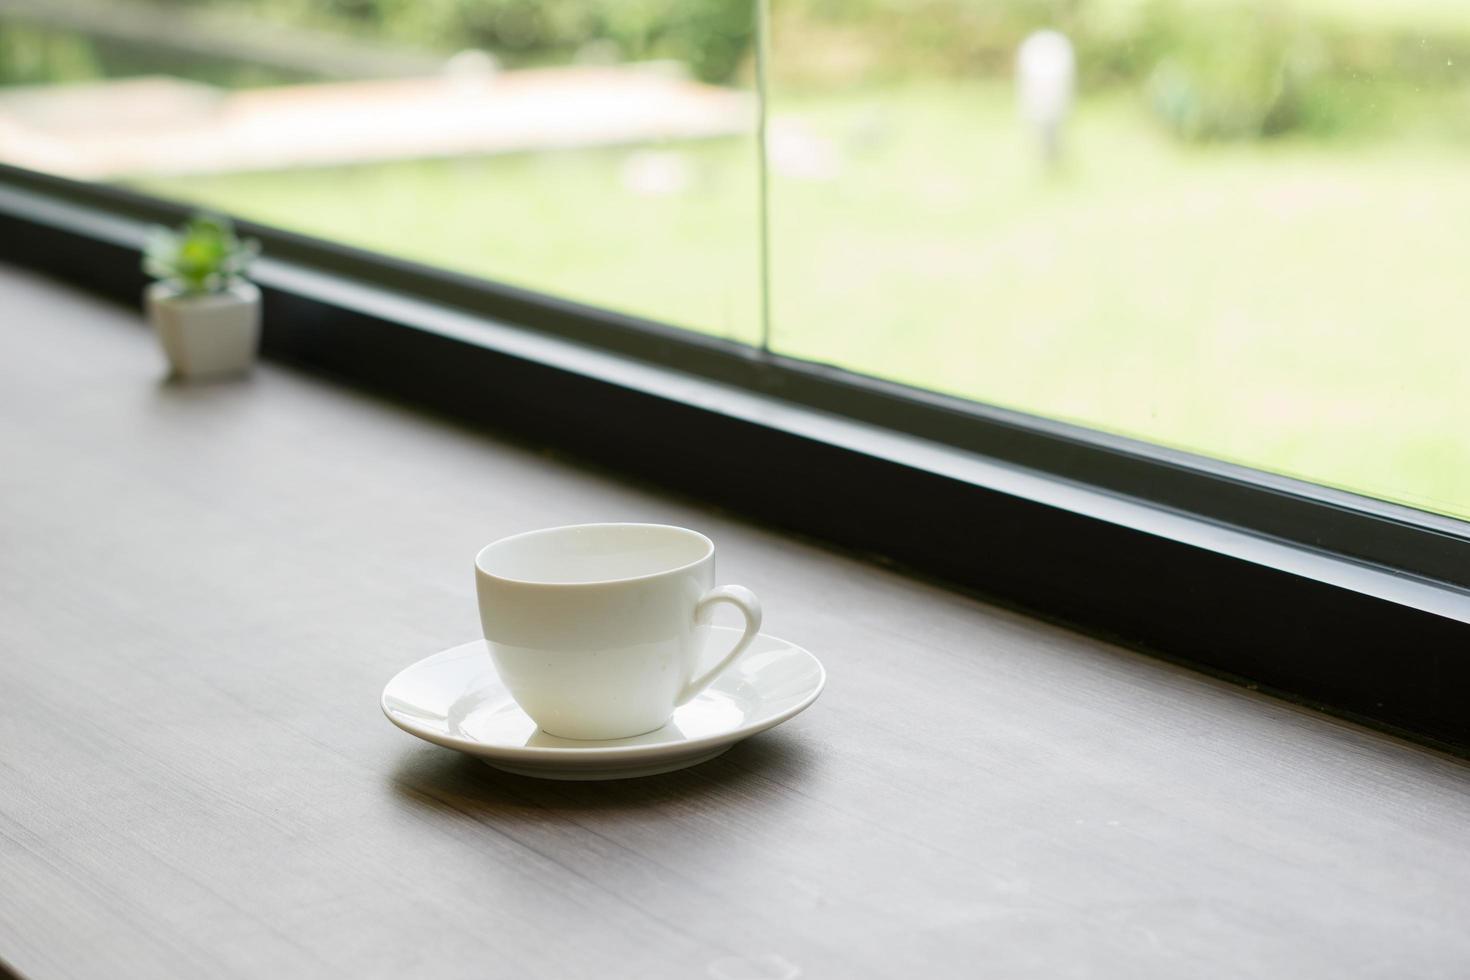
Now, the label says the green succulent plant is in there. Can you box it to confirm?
[143,213,260,295]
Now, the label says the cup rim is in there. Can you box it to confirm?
[474,522,714,587]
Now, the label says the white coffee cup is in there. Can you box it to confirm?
[474,523,763,740]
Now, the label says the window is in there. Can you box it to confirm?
[763,0,1470,518]
[4,0,1465,519]
[0,0,762,344]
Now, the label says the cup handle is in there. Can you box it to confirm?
[677,585,763,706]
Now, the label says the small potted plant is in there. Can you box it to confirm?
[144,212,262,379]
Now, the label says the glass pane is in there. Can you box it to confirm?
[0,0,762,343]
[764,0,1470,517]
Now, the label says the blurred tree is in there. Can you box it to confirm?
[0,23,101,84]
[1142,1,1316,141]
[190,0,758,82]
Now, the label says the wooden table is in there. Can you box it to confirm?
[2,265,1468,979]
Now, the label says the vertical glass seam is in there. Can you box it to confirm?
[754,0,773,354]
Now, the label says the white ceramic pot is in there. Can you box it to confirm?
[146,280,261,379]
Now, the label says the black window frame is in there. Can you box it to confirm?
[3,160,1469,755]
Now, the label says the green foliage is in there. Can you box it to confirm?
[143,213,260,294]
[0,23,101,85]
[770,0,1470,141]
[13,0,1470,139]
[203,0,756,82]
[1141,2,1321,141]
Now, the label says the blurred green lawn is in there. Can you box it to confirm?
[133,81,1470,517]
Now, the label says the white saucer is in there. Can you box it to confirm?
[381,628,825,780]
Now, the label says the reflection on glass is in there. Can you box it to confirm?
[0,0,762,342]
[765,0,1470,517]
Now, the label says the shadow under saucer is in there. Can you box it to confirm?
[387,731,816,816]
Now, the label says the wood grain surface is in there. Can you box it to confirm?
[2,266,1468,980]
